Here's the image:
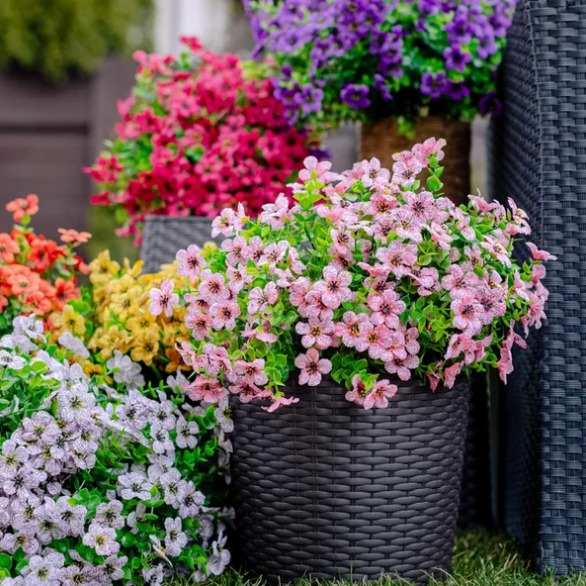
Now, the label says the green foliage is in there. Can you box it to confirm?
[0,0,153,81]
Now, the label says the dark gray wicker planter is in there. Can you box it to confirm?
[140,216,223,274]
[231,376,470,585]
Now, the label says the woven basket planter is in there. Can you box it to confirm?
[231,376,470,584]
[140,216,223,274]
[360,116,471,207]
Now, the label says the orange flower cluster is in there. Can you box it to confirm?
[0,194,90,325]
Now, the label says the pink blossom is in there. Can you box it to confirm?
[289,277,312,307]
[176,341,197,369]
[294,349,332,386]
[403,191,436,221]
[360,323,393,360]
[222,236,249,266]
[314,266,353,309]
[360,157,390,187]
[210,301,241,330]
[211,208,236,237]
[335,311,369,348]
[183,376,225,403]
[233,359,268,386]
[345,375,368,406]
[331,227,355,255]
[527,242,557,261]
[442,265,479,295]
[185,312,212,341]
[242,319,278,343]
[443,362,463,388]
[229,382,266,402]
[262,395,300,412]
[451,292,483,336]
[149,280,179,317]
[392,157,423,187]
[469,193,499,213]
[288,247,305,274]
[227,265,251,294]
[507,197,531,234]
[199,270,229,303]
[258,241,288,268]
[298,156,340,183]
[296,319,334,349]
[364,380,398,410]
[410,266,439,296]
[176,245,205,282]
[384,354,419,381]
[427,370,441,392]
[247,282,278,315]
[392,208,423,243]
[476,287,506,325]
[259,194,291,229]
[248,236,264,263]
[368,289,405,328]
[481,235,511,267]
[425,222,453,250]
[498,322,526,384]
[375,241,418,278]
[405,327,420,355]
[445,333,477,364]
[411,137,446,162]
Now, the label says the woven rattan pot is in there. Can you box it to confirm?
[231,376,470,584]
[140,216,223,274]
[360,116,471,206]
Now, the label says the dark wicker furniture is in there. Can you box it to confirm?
[491,0,586,573]
[231,377,470,584]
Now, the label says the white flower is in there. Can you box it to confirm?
[106,351,145,389]
[83,524,119,556]
[58,332,90,359]
[207,527,231,575]
[164,517,188,557]
[0,350,25,370]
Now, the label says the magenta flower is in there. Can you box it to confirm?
[294,349,332,386]
[451,292,483,336]
[296,319,334,349]
[364,380,398,410]
[210,301,241,331]
[234,359,268,386]
[176,245,205,282]
[314,265,353,309]
[149,280,179,317]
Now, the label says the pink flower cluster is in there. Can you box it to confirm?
[86,37,318,243]
[151,137,554,411]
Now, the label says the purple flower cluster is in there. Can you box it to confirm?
[245,0,517,124]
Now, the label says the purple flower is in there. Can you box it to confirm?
[340,83,371,109]
[374,74,393,101]
[443,46,472,72]
[300,83,324,115]
[420,72,448,99]
[477,32,498,60]
[446,80,471,101]
[480,91,503,116]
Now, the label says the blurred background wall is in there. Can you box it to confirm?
[0,0,488,261]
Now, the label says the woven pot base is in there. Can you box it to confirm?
[231,376,470,585]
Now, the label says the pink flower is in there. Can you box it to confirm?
[247,236,264,263]
[258,241,288,268]
[527,242,557,261]
[314,266,353,309]
[507,197,531,234]
[405,327,420,355]
[392,157,423,187]
[176,245,205,282]
[345,375,368,406]
[247,282,279,315]
[481,235,511,267]
[403,191,436,221]
[259,194,291,230]
[360,323,393,360]
[234,359,268,386]
[211,208,236,238]
[451,292,483,336]
[294,349,332,386]
[498,322,526,384]
[392,208,423,243]
[442,264,479,294]
[210,301,241,330]
[443,362,463,388]
[199,270,230,303]
[335,311,369,348]
[409,266,439,297]
[364,380,398,410]
[476,287,506,325]
[296,319,334,349]
[185,312,212,341]
[183,375,225,403]
[262,395,300,412]
[375,241,418,278]
[227,265,251,294]
[331,227,355,255]
[427,370,441,392]
[222,236,249,266]
[149,280,179,317]
[384,354,419,380]
[360,157,390,187]
[298,156,340,183]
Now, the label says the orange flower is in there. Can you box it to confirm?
[0,294,7,313]
[25,291,52,315]
[8,268,38,296]
[0,233,19,263]
[0,267,12,296]
[53,278,78,310]
[58,229,92,244]
[6,194,39,223]
[28,238,61,273]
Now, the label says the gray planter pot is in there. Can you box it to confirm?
[140,216,222,274]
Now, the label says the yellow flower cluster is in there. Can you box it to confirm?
[53,251,191,373]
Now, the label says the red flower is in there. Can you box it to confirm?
[0,234,19,263]
[6,194,39,223]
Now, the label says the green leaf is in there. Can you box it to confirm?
[0,553,12,568]
[121,533,136,547]
[427,175,443,192]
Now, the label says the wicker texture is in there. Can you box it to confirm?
[360,116,471,206]
[231,377,470,584]
[490,0,586,573]
[140,216,221,274]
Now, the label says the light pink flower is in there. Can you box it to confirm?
[498,322,526,384]
[183,376,225,403]
[262,395,300,412]
[507,197,531,234]
[375,241,418,278]
[360,323,393,360]
[248,236,264,263]
[405,327,420,355]
[149,280,179,317]
[294,349,332,386]
[444,361,463,388]
[384,354,419,381]
[211,208,236,237]
[410,266,439,297]
[298,156,340,183]
[185,312,212,341]
[345,375,368,406]
[392,157,423,187]
[481,235,511,267]
[476,287,506,325]
[247,282,279,315]
[259,194,291,230]
[199,270,229,303]
[527,242,557,261]
[258,241,288,268]
[296,319,334,349]
[451,292,483,336]
[314,266,353,309]
[392,208,423,243]
[233,359,268,386]
[364,380,398,410]
[442,265,479,294]
[403,191,436,221]
[176,245,205,282]
[303,289,335,321]
[222,236,249,267]
[210,301,241,331]
[335,311,369,348]
[360,157,390,187]
[227,265,251,294]
[331,227,355,255]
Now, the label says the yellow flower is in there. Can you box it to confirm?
[164,347,190,372]
[108,274,138,296]
[81,361,103,377]
[127,312,158,339]
[90,251,120,286]
[109,285,141,321]
[131,330,160,366]
[123,258,144,278]
[52,306,85,336]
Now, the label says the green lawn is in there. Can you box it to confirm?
[170,531,586,586]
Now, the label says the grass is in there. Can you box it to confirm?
[168,531,586,586]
